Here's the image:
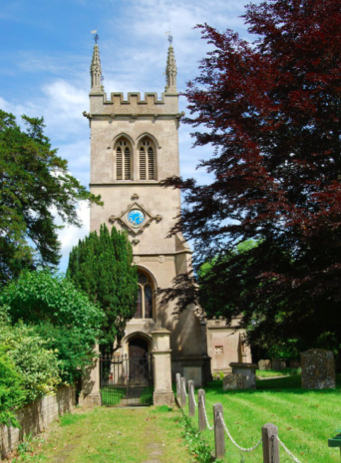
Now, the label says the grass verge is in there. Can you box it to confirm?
[256,368,301,379]
[181,375,341,463]
[178,410,223,463]
[8,406,193,463]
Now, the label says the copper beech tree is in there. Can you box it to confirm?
[163,0,341,352]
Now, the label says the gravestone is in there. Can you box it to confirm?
[258,359,271,371]
[229,362,258,389]
[223,374,247,390]
[301,349,335,389]
[273,358,287,370]
[183,366,203,388]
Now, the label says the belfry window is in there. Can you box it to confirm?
[115,138,132,180]
[138,138,156,180]
[134,272,154,319]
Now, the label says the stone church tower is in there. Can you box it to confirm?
[85,40,210,383]
[84,41,252,387]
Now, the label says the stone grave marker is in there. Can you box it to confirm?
[223,374,247,390]
[273,358,287,370]
[258,359,271,371]
[301,349,335,389]
[229,362,257,389]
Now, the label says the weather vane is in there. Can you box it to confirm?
[165,30,173,44]
[91,28,99,44]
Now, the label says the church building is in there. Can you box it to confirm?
[84,39,252,386]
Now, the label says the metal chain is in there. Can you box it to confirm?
[274,435,303,463]
[199,395,214,431]
[191,386,198,407]
[218,412,262,452]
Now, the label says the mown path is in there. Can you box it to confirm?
[8,407,192,463]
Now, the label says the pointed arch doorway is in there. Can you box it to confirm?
[100,335,153,406]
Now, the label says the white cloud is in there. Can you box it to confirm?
[41,80,88,141]
[0,79,88,142]
[57,200,90,273]
[58,140,91,187]
[0,96,34,119]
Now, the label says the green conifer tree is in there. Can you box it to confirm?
[67,224,138,353]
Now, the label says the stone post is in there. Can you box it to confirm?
[79,344,101,408]
[188,380,195,417]
[181,377,187,407]
[151,329,175,406]
[214,403,225,459]
[198,389,206,432]
[262,423,280,463]
[176,372,181,404]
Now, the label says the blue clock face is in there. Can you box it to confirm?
[127,210,145,227]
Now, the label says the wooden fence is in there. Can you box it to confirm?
[175,373,301,463]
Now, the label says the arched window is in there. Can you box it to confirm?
[138,138,156,180]
[115,138,132,180]
[134,272,154,319]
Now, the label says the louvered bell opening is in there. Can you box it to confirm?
[124,147,131,180]
[116,147,123,180]
[139,147,147,180]
[148,147,155,180]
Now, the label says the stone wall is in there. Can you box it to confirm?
[0,386,76,459]
[206,318,252,377]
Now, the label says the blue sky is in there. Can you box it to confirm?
[0,0,260,271]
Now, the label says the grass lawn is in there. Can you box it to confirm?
[256,368,301,379]
[182,374,341,463]
[8,406,192,463]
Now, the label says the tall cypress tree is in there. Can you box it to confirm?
[67,224,138,352]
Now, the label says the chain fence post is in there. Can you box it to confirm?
[188,380,195,417]
[176,373,181,405]
[262,423,280,463]
[214,403,225,459]
[198,389,206,432]
[181,377,187,407]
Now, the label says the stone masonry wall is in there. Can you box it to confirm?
[0,386,76,459]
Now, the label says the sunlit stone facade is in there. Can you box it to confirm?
[86,41,251,383]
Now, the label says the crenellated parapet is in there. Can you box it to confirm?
[88,91,179,118]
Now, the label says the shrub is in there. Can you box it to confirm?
[0,271,104,383]
[0,321,60,403]
[0,346,25,426]
[34,322,95,384]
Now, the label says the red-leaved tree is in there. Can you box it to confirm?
[163,0,341,353]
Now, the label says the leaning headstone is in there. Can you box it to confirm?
[301,349,335,389]
[258,359,271,371]
[223,374,247,390]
